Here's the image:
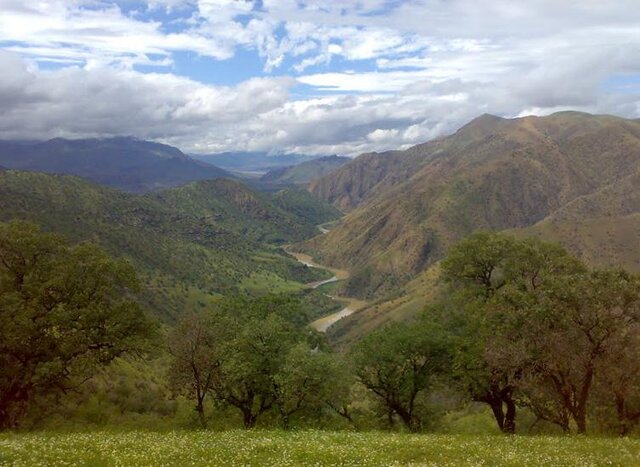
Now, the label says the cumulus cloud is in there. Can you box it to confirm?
[0,0,638,156]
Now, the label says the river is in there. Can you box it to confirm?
[286,249,366,333]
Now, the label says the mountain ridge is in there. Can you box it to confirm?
[0,137,233,192]
[301,112,640,298]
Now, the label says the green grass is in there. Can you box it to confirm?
[0,430,637,466]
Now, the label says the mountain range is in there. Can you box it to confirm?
[301,112,640,300]
[0,137,232,192]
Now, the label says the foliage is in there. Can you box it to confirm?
[0,221,157,429]
[434,231,640,435]
[351,321,450,431]
[269,187,342,226]
[168,295,350,429]
[0,170,329,321]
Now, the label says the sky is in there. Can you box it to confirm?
[0,0,639,156]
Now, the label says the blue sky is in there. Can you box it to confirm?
[0,0,638,155]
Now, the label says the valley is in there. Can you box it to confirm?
[286,249,368,332]
[2,1,640,462]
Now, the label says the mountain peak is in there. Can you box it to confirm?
[454,113,506,139]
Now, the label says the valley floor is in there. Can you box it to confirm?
[0,430,637,466]
[286,249,368,332]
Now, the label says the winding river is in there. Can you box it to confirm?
[286,249,366,333]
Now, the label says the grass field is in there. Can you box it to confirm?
[0,430,638,466]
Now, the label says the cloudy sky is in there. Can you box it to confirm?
[1,0,639,155]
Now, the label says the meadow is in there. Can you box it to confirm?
[0,430,638,466]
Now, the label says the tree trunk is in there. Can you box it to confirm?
[575,411,587,435]
[242,409,257,429]
[195,399,207,428]
[393,405,418,432]
[281,411,290,430]
[488,399,505,432]
[503,397,516,434]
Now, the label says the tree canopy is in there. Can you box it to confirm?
[0,221,157,428]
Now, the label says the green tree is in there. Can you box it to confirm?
[491,269,640,434]
[272,344,347,429]
[439,233,584,433]
[439,232,521,433]
[0,221,156,429]
[351,322,449,431]
[168,310,229,427]
[168,295,348,429]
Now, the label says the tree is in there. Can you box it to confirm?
[492,269,640,434]
[168,310,228,427]
[351,322,449,431]
[439,233,585,433]
[213,311,297,428]
[0,221,156,429]
[439,232,521,433]
[272,344,346,429]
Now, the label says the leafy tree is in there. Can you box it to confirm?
[351,321,449,431]
[440,231,640,434]
[492,269,640,434]
[439,232,521,433]
[168,310,229,427]
[168,295,349,429]
[439,233,584,433]
[0,221,156,429]
[272,344,346,429]
[214,311,297,428]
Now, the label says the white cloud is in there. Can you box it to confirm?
[0,0,639,157]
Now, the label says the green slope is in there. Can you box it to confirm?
[0,170,332,321]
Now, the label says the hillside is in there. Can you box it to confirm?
[0,170,335,321]
[300,112,640,298]
[260,155,351,185]
[146,179,323,244]
[269,187,343,226]
[0,137,232,192]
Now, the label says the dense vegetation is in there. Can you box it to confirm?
[0,171,337,321]
[1,218,638,439]
[0,222,156,429]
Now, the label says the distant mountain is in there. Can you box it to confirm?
[0,137,232,192]
[301,112,640,298]
[191,151,322,174]
[0,170,339,321]
[260,155,351,185]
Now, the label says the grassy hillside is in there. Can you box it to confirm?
[1,431,637,466]
[301,112,640,298]
[0,137,232,192]
[260,155,351,185]
[0,170,333,321]
[147,179,323,244]
[269,187,343,226]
